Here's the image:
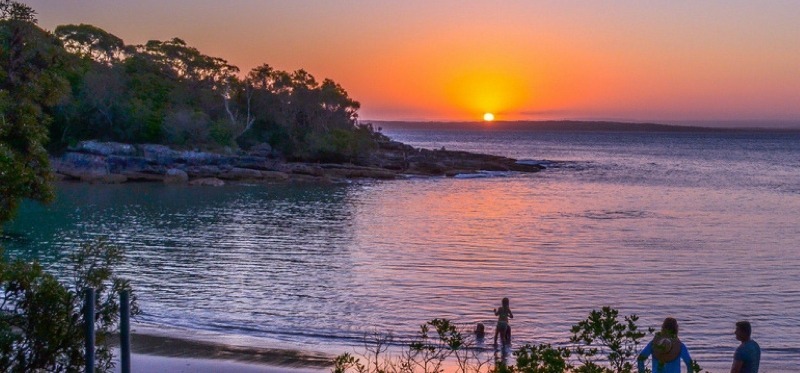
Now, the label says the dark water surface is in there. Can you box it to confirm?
[5,130,799,371]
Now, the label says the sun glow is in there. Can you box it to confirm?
[443,64,532,121]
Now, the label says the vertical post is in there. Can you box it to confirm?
[84,288,95,373]
[120,290,131,373]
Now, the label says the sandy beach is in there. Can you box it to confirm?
[111,331,794,373]
[110,332,332,373]
[114,354,327,373]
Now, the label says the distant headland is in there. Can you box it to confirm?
[371,120,800,132]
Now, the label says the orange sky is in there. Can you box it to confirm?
[29,1,800,124]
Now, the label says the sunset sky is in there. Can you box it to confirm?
[29,1,800,125]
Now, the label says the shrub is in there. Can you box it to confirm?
[0,239,139,372]
[209,118,235,147]
[163,109,210,145]
[569,307,649,373]
[513,344,572,373]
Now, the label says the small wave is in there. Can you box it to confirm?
[577,210,649,220]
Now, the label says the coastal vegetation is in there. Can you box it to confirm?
[52,14,379,162]
[3,1,381,164]
[333,307,708,373]
[0,239,138,372]
[1,2,139,371]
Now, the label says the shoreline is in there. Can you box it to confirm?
[111,327,796,373]
[113,353,327,373]
[109,331,333,373]
[50,139,544,185]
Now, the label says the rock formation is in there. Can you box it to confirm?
[51,140,544,185]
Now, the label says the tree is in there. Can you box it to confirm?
[54,24,128,65]
[5,3,378,156]
[1,4,139,371]
[0,0,36,23]
[0,4,71,222]
[140,37,239,87]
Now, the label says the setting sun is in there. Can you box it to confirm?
[483,113,495,122]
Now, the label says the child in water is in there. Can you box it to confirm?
[493,297,513,347]
[475,322,486,340]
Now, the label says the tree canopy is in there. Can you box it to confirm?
[33,15,376,162]
[0,4,71,222]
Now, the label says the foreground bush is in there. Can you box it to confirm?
[334,307,708,373]
[0,239,139,372]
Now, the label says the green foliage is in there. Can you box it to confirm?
[0,6,139,372]
[41,17,377,157]
[513,344,572,373]
[0,9,73,222]
[0,239,139,372]
[162,109,210,145]
[408,319,465,373]
[333,352,367,373]
[241,66,367,160]
[2,1,378,158]
[54,24,127,64]
[0,0,36,23]
[306,125,378,162]
[568,307,649,373]
[209,118,236,147]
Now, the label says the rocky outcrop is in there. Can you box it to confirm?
[164,169,189,184]
[219,167,262,180]
[259,171,290,182]
[189,177,225,186]
[51,139,543,185]
[73,141,137,157]
[319,164,397,180]
[367,141,545,176]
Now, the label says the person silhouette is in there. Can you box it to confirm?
[475,322,486,340]
[731,320,760,373]
[493,297,513,348]
[637,317,693,373]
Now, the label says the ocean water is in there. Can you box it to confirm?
[3,129,799,372]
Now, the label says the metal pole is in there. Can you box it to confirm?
[120,290,131,373]
[84,288,95,373]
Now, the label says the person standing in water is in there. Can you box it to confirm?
[731,321,760,373]
[637,317,693,373]
[493,297,513,347]
[474,323,486,340]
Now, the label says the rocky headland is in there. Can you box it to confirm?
[51,140,544,185]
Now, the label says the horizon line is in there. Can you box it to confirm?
[359,119,800,131]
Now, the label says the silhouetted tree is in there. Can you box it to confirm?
[54,24,128,65]
[0,5,71,221]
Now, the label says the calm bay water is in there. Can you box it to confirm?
[4,129,800,371]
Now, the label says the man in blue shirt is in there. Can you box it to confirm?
[637,317,694,373]
[731,321,760,373]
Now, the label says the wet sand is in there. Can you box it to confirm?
[110,333,332,373]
